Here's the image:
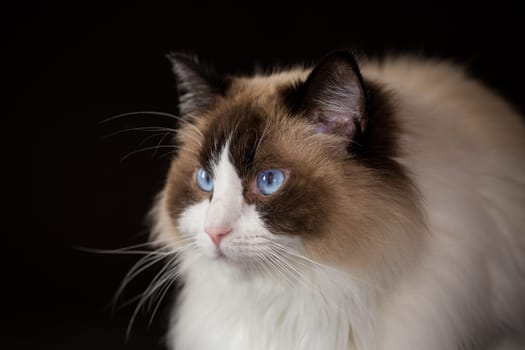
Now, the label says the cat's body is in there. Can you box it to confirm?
[151,52,525,350]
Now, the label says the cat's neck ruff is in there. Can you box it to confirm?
[169,251,376,350]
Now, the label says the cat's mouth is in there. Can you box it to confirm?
[211,244,236,263]
[214,248,226,259]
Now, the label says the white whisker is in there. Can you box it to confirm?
[120,145,187,162]
[103,126,178,139]
[148,261,181,326]
[123,240,197,340]
[99,110,205,139]
[112,254,167,310]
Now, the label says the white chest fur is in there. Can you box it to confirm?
[166,257,373,350]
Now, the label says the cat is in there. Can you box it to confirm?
[149,50,525,350]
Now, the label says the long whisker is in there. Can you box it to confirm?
[129,126,202,152]
[158,150,180,160]
[73,242,178,255]
[112,253,168,312]
[99,111,204,139]
[153,132,174,156]
[137,132,173,149]
[143,257,176,308]
[263,251,293,286]
[92,241,160,250]
[101,122,202,159]
[264,246,311,290]
[124,240,198,340]
[120,145,187,162]
[148,264,179,326]
[264,239,377,291]
[142,245,192,311]
[126,272,171,340]
[103,127,178,139]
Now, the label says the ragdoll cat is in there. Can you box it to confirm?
[150,50,525,350]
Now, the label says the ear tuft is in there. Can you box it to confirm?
[167,53,230,116]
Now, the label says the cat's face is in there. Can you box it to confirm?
[153,52,420,276]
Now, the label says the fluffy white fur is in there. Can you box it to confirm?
[153,57,525,350]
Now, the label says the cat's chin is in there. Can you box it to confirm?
[211,247,230,261]
[210,247,245,264]
[205,246,269,274]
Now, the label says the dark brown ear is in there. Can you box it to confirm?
[167,53,230,116]
[289,51,368,142]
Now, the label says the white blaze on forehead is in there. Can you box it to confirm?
[205,142,244,229]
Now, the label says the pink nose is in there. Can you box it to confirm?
[204,226,232,247]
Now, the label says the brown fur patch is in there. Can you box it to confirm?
[164,68,423,271]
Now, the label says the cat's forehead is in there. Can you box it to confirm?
[196,71,310,176]
[232,69,309,94]
[198,101,266,175]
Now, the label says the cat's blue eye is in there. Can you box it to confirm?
[196,167,214,192]
[256,169,286,196]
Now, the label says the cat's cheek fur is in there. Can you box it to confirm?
[177,200,218,258]
[175,144,305,268]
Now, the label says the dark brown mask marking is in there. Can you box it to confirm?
[166,51,419,252]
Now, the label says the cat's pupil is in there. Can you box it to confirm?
[265,172,273,185]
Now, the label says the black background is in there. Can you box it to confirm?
[9,1,524,349]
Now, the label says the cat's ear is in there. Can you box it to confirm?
[297,51,368,141]
[167,53,230,116]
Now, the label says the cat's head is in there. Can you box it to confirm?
[152,51,421,277]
